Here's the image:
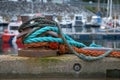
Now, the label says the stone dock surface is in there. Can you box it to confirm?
[0,54,120,78]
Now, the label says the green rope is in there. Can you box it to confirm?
[18,17,57,32]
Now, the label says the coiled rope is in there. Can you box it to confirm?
[18,17,115,61]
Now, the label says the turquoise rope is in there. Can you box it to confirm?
[25,26,74,41]
[24,27,86,48]
[24,26,98,48]
[24,37,86,48]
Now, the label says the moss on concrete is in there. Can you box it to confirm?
[27,56,63,65]
[36,57,61,63]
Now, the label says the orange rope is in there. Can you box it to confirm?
[24,42,49,48]
[24,42,120,57]
[73,47,120,57]
[49,42,59,49]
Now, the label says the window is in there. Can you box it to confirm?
[10,26,18,30]
[76,16,82,20]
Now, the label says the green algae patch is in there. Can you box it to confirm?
[37,57,61,63]
[28,57,62,64]
[26,57,63,67]
[27,55,77,64]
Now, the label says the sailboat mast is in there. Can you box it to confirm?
[109,0,112,19]
[107,0,110,17]
[97,0,100,11]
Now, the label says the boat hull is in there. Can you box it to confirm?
[1,34,22,43]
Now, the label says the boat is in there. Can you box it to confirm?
[54,15,73,33]
[60,16,73,33]
[2,21,22,43]
[85,15,102,33]
[0,16,9,34]
[0,16,9,42]
[98,0,120,33]
[72,14,87,32]
[0,22,9,34]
